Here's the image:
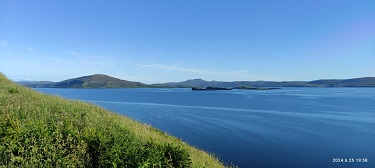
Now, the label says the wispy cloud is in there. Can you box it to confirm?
[66,51,117,61]
[66,51,81,56]
[0,40,8,48]
[61,51,128,75]
[137,64,217,75]
[0,50,125,81]
[137,63,269,81]
[25,47,38,51]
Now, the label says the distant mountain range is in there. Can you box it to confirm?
[17,74,375,88]
[164,77,375,88]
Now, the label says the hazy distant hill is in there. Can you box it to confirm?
[308,77,375,87]
[164,79,219,88]
[22,74,148,88]
[163,77,375,88]
[17,81,54,88]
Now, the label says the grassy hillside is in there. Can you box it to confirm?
[0,73,225,167]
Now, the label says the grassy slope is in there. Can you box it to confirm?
[0,73,224,167]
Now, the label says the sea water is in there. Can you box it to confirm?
[36,87,375,168]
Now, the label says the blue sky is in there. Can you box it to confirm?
[1,0,374,83]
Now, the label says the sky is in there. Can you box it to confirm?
[1,0,374,83]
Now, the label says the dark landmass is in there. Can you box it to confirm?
[192,86,232,91]
[17,74,375,88]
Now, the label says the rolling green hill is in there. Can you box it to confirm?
[41,74,148,88]
[0,73,225,167]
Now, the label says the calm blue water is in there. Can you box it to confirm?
[36,87,375,168]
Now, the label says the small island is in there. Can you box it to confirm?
[192,86,232,91]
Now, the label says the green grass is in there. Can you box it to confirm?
[0,73,226,167]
